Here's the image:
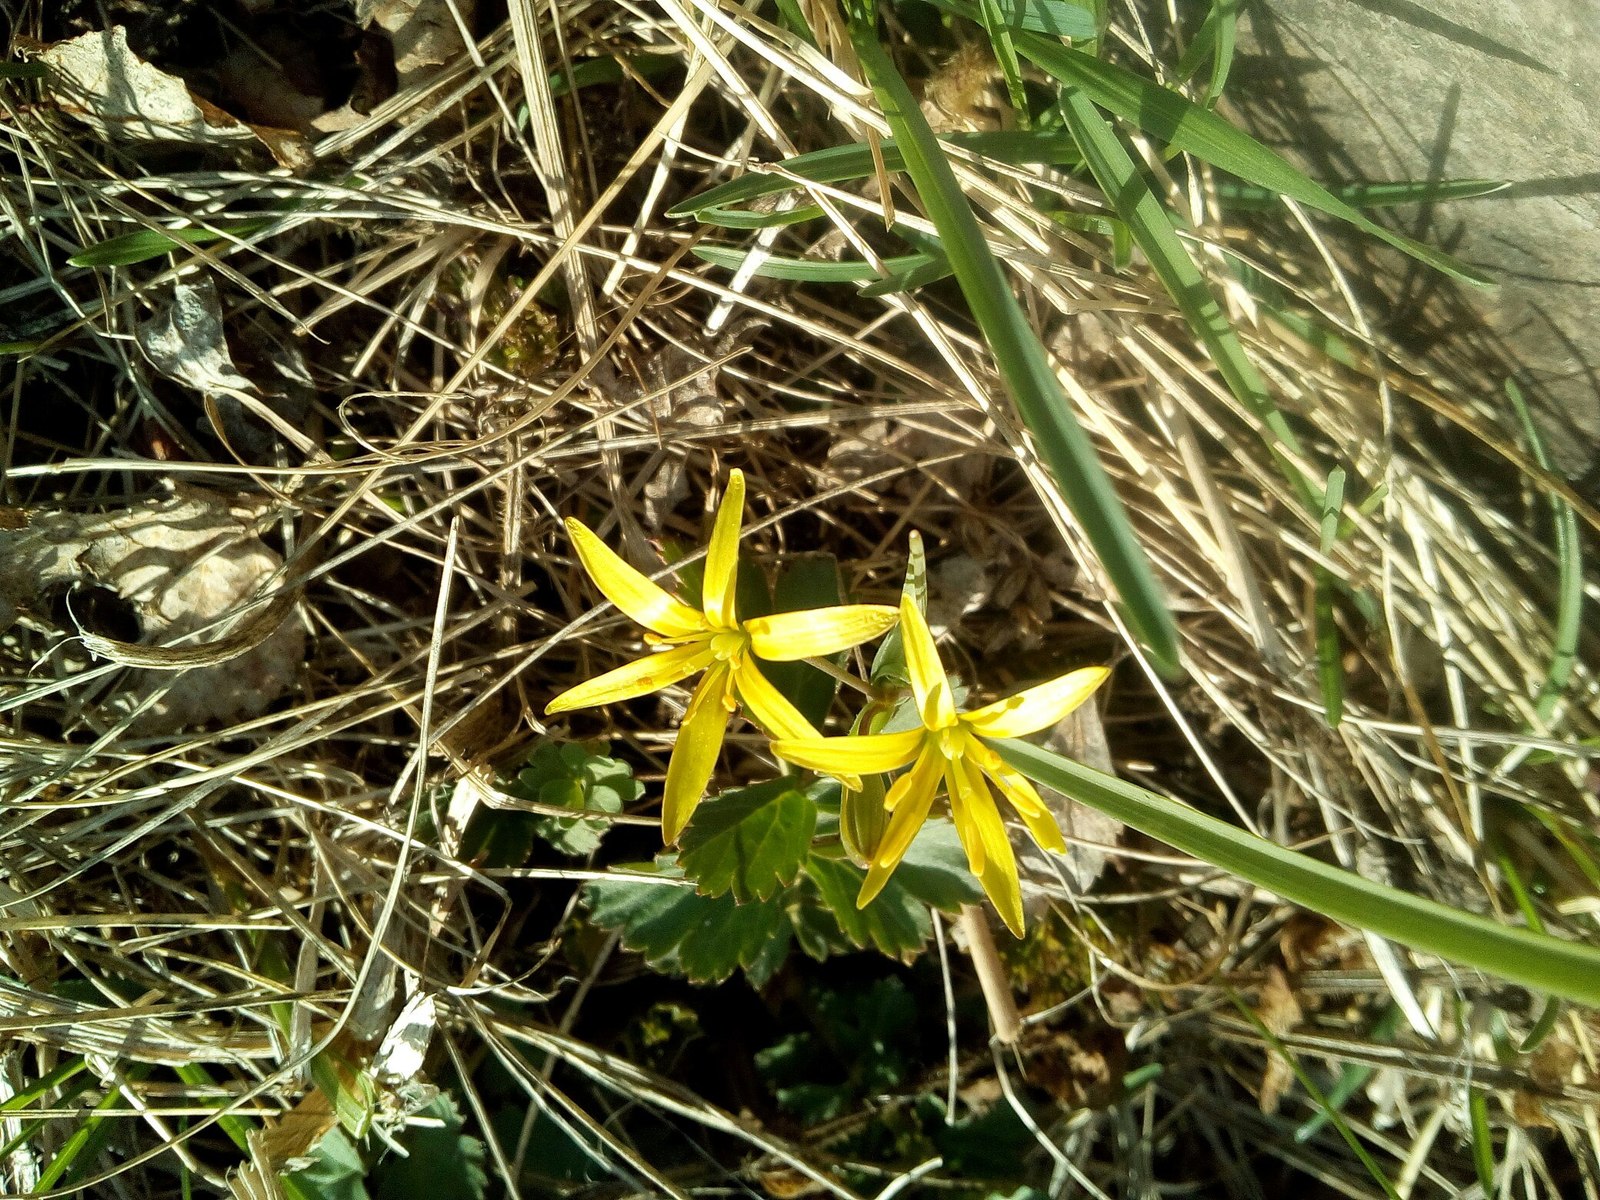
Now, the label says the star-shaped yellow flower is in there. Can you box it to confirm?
[773,596,1109,935]
[547,469,899,842]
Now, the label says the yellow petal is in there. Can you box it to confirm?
[701,469,745,629]
[857,750,941,909]
[744,604,899,661]
[883,740,943,813]
[962,666,1110,739]
[566,519,706,639]
[770,728,925,776]
[946,757,1024,936]
[899,596,956,730]
[731,658,820,742]
[546,641,715,714]
[963,737,1047,821]
[661,664,731,843]
[982,758,1066,854]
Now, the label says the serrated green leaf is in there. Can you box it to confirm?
[492,739,641,858]
[282,1128,370,1200]
[678,779,818,903]
[806,853,930,959]
[585,871,792,985]
[370,1094,487,1200]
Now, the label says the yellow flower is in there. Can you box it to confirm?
[773,596,1109,935]
[546,469,899,843]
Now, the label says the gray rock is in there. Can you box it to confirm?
[1224,0,1600,472]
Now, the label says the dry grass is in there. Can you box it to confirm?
[1,0,1597,1196]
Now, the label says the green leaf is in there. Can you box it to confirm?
[1013,35,1491,284]
[849,27,1181,673]
[892,818,986,909]
[999,739,1600,1007]
[806,853,930,959]
[67,219,274,268]
[1507,378,1582,723]
[678,778,818,903]
[920,0,1097,39]
[693,244,936,283]
[1174,0,1239,102]
[1216,176,1505,211]
[370,1094,488,1200]
[546,53,676,99]
[1057,86,1317,511]
[282,1128,371,1200]
[870,529,928,688]
[489,739,641,858]
[585,866,793,985]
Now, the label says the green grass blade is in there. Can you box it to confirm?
[1468,1089,1497,1194]
[1293,1005,1401,1143]
[1506,379,1582,722]
[693,244,936,282]
[976,0,1032,123]
[1174,0,1239,103]
[1015,35,1492,284]
[996,738,1600,1007]
[1232,995,1403,1200]
[668,131,1083,223]
[1315,467,1347,727]
[849,23,1180,673]
[920,0,1097,39]
[1217,177,1506,211]
[68,219,274,268]
[1057,86,1318,509]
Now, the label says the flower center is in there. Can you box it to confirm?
[709,630,747,662]
[935,725,965,761]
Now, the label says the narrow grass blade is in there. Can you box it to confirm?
[1057,86,1318,509]
[1016,35,1492,284]
[1174,0,1239,103]
[1468,1089,1497,1195]
[694,244,935,282]
[997,738,1600,1007]
[920,0,1098,39]
[1218,177,1505,211]
[174,1063,254,1154]
[1232,995,1403,1200]
[68,219,274,267]
[669,131,1084,224]
[1506,379,1581,722]
[849,24,1180,673]
[1315,466,1347,727]
[1293,1005,1401,1143]
[976,0,1031,122]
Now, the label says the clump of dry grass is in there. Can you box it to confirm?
[1,0,1597,1195]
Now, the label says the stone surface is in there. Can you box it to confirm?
[1224,0,1600,472]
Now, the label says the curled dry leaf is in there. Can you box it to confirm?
[137,278,315,457]
[0,490,303,733]
[356,0,473,91]
[29,26,311,171]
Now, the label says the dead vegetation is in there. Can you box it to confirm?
[1,0,1597,1196]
